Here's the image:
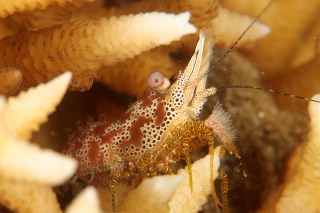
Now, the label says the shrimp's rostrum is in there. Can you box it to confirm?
[62,30,238,211]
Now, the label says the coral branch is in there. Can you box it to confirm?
[96,46,180,96]
[0,67,22,95]
[66,186,103,213]
[0,0,92,18]
[0,138,77,185]
[0,178,62,213]
[212,7,270,47]
[118,147,221,213]
[169,147,221,213]
[86,0,219,29]
[4,72,72,139]
[0,12,196,91]
[275,94,320,212]
[0,72,76,211]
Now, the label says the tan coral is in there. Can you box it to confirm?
[75,0,220,28]
[0,72,77,212]
[0,12,195,92]
[4,71,72,139]
[220,0,320,79]
[117,147,221,213]
[4,1,92,32]
[169,147,221,213]
[0,72,77,184]
[0,0,93,18]
[269,39,320,111]
[96,2,270,96]
[0,19,14,39]
[212,7,270,47]
[72,0,220,58]
[0,178,62,213]
[274,94,320,212]
[66,186,103,213]
[0,67,22,95]
[0,137,77,184]
[96,46,181,96]
[0,0,271,97]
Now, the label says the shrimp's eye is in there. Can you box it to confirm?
[147,71,164,88]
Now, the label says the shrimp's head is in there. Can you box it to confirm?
[165,30,216,121]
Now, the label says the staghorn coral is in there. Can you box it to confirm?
[219,0,320,112]
[0,0,270,96]
[0,72,76,183]
[0,72,78,212]
[0,0,93,18]
[96,2,269,96]
[0,179,63,213]
[256,94,320,213]
[211,7,270,47]
[3,0,94,32]
[97,147,221,213]
[275,94,320,212]
[3,72,73,140]
[220,0,320,77]
[66,186,103,213]
[71,0,220,28]
[96,46,182,96]
[0,67,22,95]
[0,11,196,91]
[270,38,320,111]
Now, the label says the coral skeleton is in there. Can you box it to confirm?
[0,67,22,95]
[0,11,196,91]
[279,94,320,212]
[66,186,103,213]
[113,147,221,213]
[0,72,78,212]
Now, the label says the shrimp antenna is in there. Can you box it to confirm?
[216,86,320,103]
[199,0,275,80]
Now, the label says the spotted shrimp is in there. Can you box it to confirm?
[61,29,238,212]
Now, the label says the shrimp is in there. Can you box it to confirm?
[61,29,238,212]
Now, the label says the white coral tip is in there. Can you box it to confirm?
[169,147,221,213]
[309,94,320,124]
[4,71,72,139]
[66,186,103,213]
[175,12,197,34]
[119,174,183,212]
[0,139,77,185]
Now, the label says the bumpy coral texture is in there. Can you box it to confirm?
[0,0,269,96]
[0,11,196,91]
[95,0,269,96]
[117,147,221,213]
[0,73,78,212]
[0,67,22,95]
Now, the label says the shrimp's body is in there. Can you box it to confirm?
[62,30,238,211]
